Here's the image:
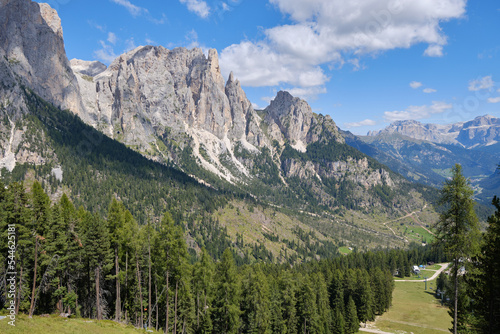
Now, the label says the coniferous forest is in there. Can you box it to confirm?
[0,179,455,333]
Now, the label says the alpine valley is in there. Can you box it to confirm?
[1,0,492,264]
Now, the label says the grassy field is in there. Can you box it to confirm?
[365,281,451,334]
[339,246,353,255]
[394,269,436,281]
[0,314,159,334]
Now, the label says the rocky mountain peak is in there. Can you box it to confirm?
[70,59,107,77]
[39,2,63,38]
[0,0,86,120]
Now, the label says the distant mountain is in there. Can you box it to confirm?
[368,115,500,149]
[356,116,500,203]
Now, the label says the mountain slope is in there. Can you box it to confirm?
[0,0,442,255]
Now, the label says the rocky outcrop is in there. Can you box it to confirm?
[264,91,344,152]
[0,0,87,120]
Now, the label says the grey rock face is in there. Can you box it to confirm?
[0,0,86,120]
[264,91,344,152]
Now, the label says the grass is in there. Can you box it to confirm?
[339,246,353,255]
[0,314,160,334]
[426,264,442,270]
[367,281,451,334]
[394,269,436,281]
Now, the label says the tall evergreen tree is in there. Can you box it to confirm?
[468,195,500,333]
[344,295,359,334]
[83,212,113,320]
[213,249,241,334]
[434,164,481,334]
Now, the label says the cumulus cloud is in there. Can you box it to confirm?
[94,40,118,64]
[220,0,466,92]
[384,101,452,122]
[488,97,500,103]
[110,0,146,17]
[423,88,437,93]
[424,45,444,57]
[107,32,117,45]
[285,86,328,100]
[344,119,377,128]
[410,81,423,89]
[179,0,210,18]
[468,76,495,91]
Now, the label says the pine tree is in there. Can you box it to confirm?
[434,164,481,334]
[107,198,125,322]
[468,195,500,333]
[344,295,359,334]
[240,265,271,334]
[213,249,241,334]
[331,305,345,334]
[296,274,319,334]
[193,248,214,334]
[83,212,113,320]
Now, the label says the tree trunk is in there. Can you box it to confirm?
[29,238,38,317]
[136,252,143,329]
[96,266,101,320]
[165,271,169,334]
[115,246,121,322]
[148,239,152,329]
[197,292,200,328]
[15,261,23,315]
[156,277,159,331]
[124,251,128,323]
[174,281,178,334]
[454,258,458,334]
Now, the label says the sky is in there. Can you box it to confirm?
[37,0,500,135]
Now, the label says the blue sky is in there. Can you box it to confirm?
[39,0,500,134]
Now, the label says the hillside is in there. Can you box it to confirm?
[0,0,441,256]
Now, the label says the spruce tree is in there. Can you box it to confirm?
[434,164,481,334]
[344,295,359,334]
[469,195,500,333]
[213,249,241,334]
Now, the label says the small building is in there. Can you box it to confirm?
[413,265,420,274]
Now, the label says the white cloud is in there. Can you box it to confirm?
[424,45,444,57]
[94,40,117,64]
[488,97,500,103]
[344,119,377,128]
[284,86,327,100]
[107,32,117,45]
[423,88,437,93]
[110,0,146,17]
[179,0,210,18]
[410,81,423,89]
[468,76,495,91]
[384,101,452,122]
[124,38,137,52]
[221,0,466,91]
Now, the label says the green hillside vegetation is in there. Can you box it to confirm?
[1,180,452,333]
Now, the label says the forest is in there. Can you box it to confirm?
[0,179,450,333]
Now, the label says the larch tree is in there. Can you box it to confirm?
[434,164,481,334]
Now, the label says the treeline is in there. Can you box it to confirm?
[0,180,451,333]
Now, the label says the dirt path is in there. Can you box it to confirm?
[359,328,394,334]
[394,262,450,282]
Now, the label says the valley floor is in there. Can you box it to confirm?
[360,264,452,334]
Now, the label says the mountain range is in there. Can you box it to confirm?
[351,116,500,203]
[2,0,497,259]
